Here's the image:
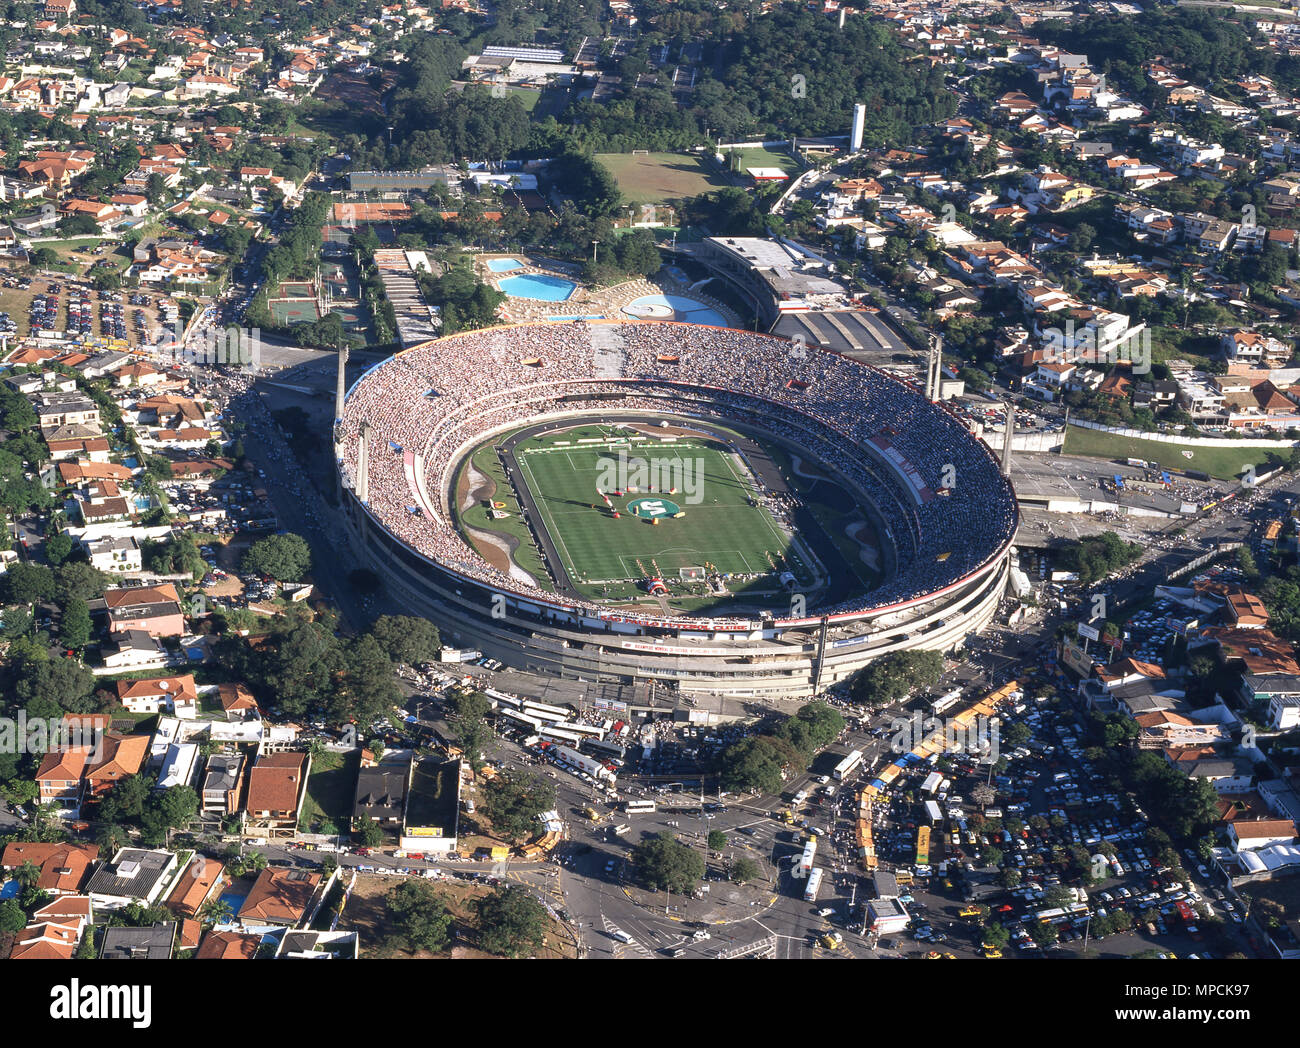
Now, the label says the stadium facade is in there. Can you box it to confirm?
[336,321,1017,699]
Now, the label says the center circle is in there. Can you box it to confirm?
[626,497,681,518]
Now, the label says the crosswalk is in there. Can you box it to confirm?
[602,916,653,958]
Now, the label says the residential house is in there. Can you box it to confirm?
[100,921,176,959]
[1,842,98,895]
[237,866,322,927]
[244,751,310,839]
[84,848,179,913]
[102,583,185,637]
[165,856,224,918]
[115,674,198,715]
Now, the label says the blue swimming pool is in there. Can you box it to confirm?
[624,294,727,327]
[487,258,525,273]
[500,273,578,302]
[220,890,247,915]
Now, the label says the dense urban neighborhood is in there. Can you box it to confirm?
[0,0,1297,991]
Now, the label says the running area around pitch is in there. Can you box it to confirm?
[510,432,809,589]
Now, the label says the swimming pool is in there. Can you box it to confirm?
[623,294,727,327]
[487,258,525,273]
[500,273,578,302]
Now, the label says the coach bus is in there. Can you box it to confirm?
[539,727,585,746]
[585,738,626,760]
[833,749,864,781]
[554,720,604,739]
[623,800,657,814]
[803,867,824,903]
[798,838,818,876]
[520,705,569,724]
[500,709,543,730]
[916,826,931,867]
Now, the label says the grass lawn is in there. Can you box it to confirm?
[725,145,803,176]
[1062,425,1293,481]
[595,151,731,207]
[512,427,812,592]
[301,749,360,835]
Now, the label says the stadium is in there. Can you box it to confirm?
[335,320,1018,698]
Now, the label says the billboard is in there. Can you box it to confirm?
[1077,622,1100,642]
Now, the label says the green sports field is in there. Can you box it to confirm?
[512,430,813,596]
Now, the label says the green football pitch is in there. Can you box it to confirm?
[512,435,811,588]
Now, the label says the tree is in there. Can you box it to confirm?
[707,829,728,851]
[241,533,312,581]
[0,562,54,605]
[998,867,1022,889]
[197,896,235,927]
[95,823,127,855]
[385,879,452,953]
[104,773,153,818]
[719,735,790,794]
[971,783,996,811]
[1027,920,1058,947]
[54,562,110,604]
[482,772,556,843]
[849,650,944,705]
[0,898,25,932]
[13,860,40,889]
[982,922,1010,948]
[473,883,548,957]
[369,614,440,666]
[44,532,74,567]
[632,833,705,894]
[730,856,761,883]
[59,597,91,650]
[357,819,384,848]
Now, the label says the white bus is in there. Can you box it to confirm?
[798,838,817,877]
[833,749,864,781]
[803,867,824,903]
[539,726,585,746]
[624,800,657,814]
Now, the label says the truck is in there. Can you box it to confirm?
[438,647,483,664]
[833,749,865,781]
[921,771,943,796]
[803,867,824,902]
[931,688,963,716]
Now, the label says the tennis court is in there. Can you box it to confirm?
[277,280,316,299]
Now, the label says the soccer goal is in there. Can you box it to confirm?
[632,149,651,156]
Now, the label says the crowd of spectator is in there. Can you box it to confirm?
[336,321,1018,626]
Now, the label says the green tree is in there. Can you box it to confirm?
[0,898,26,932]
[44,532,74,567]
[482,772,557,843]
[369,614,441,666]
[357,819,384,848]
[719,735,791,794]
[475,884,548,958]
[241,533,312,581]
[0,562,55,604]
[707,829,728,851]
[731,856,761,883]
[850,650,944,705]
[385,879,452,953]
[632,832,705,894]
[59,597,91,650]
